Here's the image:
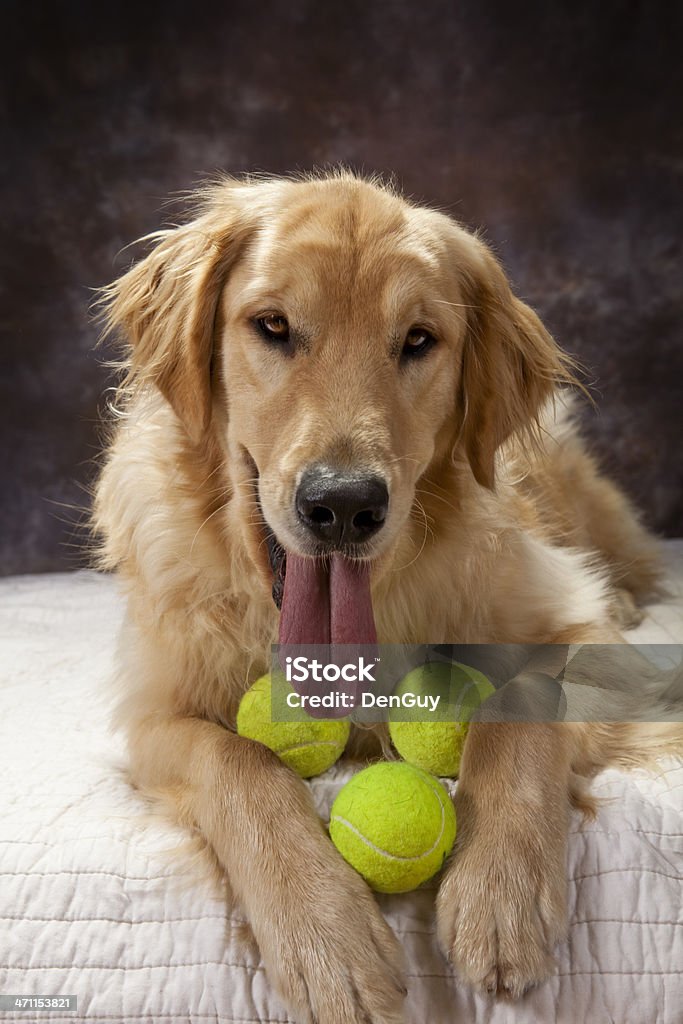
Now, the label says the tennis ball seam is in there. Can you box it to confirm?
[330,774,449,863]
[277,740,343,754]
[450,679,477,718]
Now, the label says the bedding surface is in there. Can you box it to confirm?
[1,546,682,1024]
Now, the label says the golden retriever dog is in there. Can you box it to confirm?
[93,171,680,1024]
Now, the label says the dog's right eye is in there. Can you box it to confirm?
[255,314,290,344]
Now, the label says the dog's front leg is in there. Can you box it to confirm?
[128,716,406,1024]
[436,720,573,997]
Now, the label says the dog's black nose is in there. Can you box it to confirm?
[296,466,389,547]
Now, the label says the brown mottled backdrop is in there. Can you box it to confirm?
[1,0,681,575]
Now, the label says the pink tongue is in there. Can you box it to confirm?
[278,553,377,718]
[329,554,377,645]
[278,553,377,646]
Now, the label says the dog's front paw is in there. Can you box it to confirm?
[256,854,406,1024]
[436,825,567,998]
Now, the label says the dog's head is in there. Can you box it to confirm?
[102,173,574,642]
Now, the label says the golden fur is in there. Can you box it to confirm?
[93,171,680,1022]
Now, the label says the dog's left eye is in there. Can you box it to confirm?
[402,327,437,359]
[255,314,290,343]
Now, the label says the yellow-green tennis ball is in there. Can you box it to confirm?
[388,661,495,777]
[329,762,456,893]
[389,719,468,777]
[237,673,350,778]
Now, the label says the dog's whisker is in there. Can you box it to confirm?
[256,533,273,558]
[412,494,435,524]
[187,462,227,497]
[415,486,460,516]
[431,298,478,309]
[188,500,232,559]
[391,496,434,573]
[385,454,424,466]
[393,506,432,572]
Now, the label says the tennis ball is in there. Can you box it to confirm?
[329,762,456,893]
[237,673,350,778]
[388,661,495,777]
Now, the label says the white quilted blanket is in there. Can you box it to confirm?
[1,547,682,1024]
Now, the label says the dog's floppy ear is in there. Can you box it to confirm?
[101,209,247,443]
[457,240,575,489]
